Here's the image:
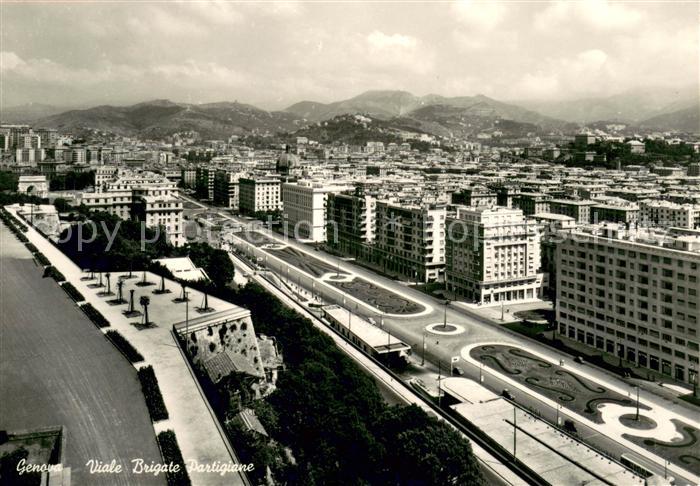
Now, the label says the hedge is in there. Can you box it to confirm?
[24,242,38,253]
[138,365,169,422]
[34,251,51,266]
[105,330,143,363]
[80,303,110,328]
[157,430,191,486]
[43,266,66,282]
[61,282,85,302]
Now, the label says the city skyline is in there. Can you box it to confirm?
[1,1,698,109]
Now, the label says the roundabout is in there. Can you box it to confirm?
[425,322,466,335]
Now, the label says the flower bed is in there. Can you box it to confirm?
[138,365,169,422]
[105,330,143,363]
[80,303,110,328]
[156,430,191,486]
[60,282,85,302]
[34,251,51,267]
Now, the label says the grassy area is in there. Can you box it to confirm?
[504,321,550,339]
[679,393,700,407]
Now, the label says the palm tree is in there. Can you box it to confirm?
[116,279,124,303]
[140,296,150,324]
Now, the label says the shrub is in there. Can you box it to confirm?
[156,430,191,486]
[43,266,66,282]
[34,251,51,266]
[16,232,28,243]
[81,303,110,328]
[24,242,38,253]
[138,365,169,422]
[61,282,85,302]
[105,330,143,363]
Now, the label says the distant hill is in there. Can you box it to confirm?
[285,113,432,148]
[515,86,698,124]
[0,103,70,123]
[34,99,303,138]
[286,90,575,136]
[639,106,700,134]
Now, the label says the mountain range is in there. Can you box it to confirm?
[2,88,697,139]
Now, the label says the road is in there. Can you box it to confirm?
[182,196,699,484]
[0,223,164,485]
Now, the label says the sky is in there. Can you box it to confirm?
[1,1,698,110]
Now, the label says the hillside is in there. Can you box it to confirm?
[286,90,574,135]
[516,86,699,124]
[639,106,700,134]
[34,100,303,139]
[284,114,433,149]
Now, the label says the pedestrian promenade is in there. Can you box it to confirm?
[9,208,247,486]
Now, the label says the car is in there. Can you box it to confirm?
[501,389,514,400]
[452,367,465,376]
[574,356,584,364]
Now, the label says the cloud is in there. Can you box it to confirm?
[0,51,24,71]
[534,0,644,31]
[452,0,506,30]
[367,31,417,49]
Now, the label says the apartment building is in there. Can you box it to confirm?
[549,199,596,224]
[213,169,240,209]
[375,201,446,283]
[451,187,498,207]
[591,204,640,225]
[640,200,700,229]
[514,192,552,216]
[238,176,282,215]
[78,169,184,246]
[326,189,376,261]
[281,180,352,242]
[446,207,543,304]
[195,166,216,200]
[555,225,699,385]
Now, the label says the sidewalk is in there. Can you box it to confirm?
[10,208,246,486]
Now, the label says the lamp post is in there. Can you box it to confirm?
[421,332,426,366]
[635,385,640,421]
[443,299,449,329]
[513,407,517,459]
[184,290,189,341]
[691,364,698,398]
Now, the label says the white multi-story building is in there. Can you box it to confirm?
[326,189,376,261]
[555,225,699,385]
[446,206,543,304]
[78,169,184,246]
[375,201,446,283]
[281,180,352,242]
[213,169,240,210]
[640,200,700,229]
[238,176,282,215]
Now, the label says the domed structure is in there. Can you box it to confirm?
[276,145,299,175]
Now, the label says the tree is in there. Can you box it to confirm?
[0,448,41,486]
[140,295,151,324]
[53,197,72,213]
[176,242,234,288]
[374,405,483,485]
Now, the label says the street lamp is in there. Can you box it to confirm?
[635,385,640,421]
[421,332,426,366]
[690,364,698,398]
[443,299,449,329]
